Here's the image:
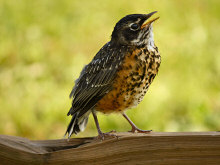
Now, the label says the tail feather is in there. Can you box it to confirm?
[65,111,90,138]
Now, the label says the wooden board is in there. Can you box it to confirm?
[0,132,220,165]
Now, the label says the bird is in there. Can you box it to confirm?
[65,11,161,140]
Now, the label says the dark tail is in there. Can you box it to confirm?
[65,111,90,138]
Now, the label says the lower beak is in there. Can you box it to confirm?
[141,12,159,29]
[141,17,159,29]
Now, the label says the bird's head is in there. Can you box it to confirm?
[111,12,159,47]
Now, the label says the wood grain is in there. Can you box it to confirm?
[0,132,220,165]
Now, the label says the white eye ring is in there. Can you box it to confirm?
[130,23,139,31]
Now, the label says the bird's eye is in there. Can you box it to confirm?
[130,23,139,31]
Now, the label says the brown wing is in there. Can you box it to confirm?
[67,42,127,117]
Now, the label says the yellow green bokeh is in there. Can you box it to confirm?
[0,0,220,139]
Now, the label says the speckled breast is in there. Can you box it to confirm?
[95,46,161,114]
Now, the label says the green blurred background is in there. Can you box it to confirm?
[0,0,220,140]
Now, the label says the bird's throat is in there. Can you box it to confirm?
[146,25,155,51]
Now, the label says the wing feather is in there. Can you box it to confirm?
[67,43,127,117]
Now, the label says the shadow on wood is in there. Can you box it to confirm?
[0,132,220,165]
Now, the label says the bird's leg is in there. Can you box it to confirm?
[92,111,117,140]
[92,111,103,137]
[122,113,152,133]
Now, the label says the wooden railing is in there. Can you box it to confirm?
[0,132,220,165]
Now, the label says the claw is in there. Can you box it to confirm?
[92,111,118,141]
[130,128,152,133]
[123,112,152,134]
[96,132,118,141]
[107,130,117,133]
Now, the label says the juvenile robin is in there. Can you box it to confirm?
[65,11,161,139]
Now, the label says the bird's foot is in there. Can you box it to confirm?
[96,132,118,141]
[129,127,152,133]
[107,130,117,133]
[122,113,152,134]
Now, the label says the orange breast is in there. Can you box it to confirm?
[95,47,160,114]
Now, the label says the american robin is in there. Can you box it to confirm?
[65,11,161,139]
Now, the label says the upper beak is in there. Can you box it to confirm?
[141,11,159,29]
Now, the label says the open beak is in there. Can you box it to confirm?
[141,11,159,29]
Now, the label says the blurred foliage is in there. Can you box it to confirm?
[0,0,220,139]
